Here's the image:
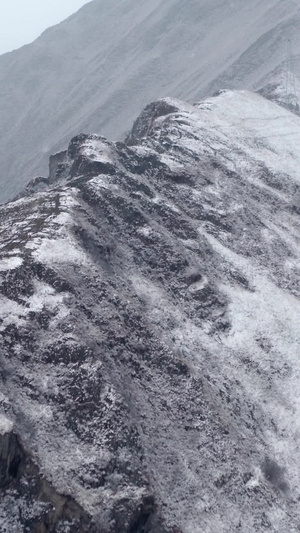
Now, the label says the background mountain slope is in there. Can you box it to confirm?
[1,90,300,531]
[1,0,300,202]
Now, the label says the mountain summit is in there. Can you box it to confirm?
[0,0,300,202]
[0,90,300,531]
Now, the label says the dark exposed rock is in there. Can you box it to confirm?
[49,151,69,183]
[126,99,181,145]
[0,426,99,532]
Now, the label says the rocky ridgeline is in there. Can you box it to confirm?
[0,91,300,532]
[1,0,300,204]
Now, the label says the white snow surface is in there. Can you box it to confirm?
[192,90,300,180]
[126,91,300,525]
[0,415,13,435]
[81,137,115,165]
[0,256,23,272]
[145,90,300,185]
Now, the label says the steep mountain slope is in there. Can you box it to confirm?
[255,66,300,114]
[1,0,300,202]
[1,90,300,532]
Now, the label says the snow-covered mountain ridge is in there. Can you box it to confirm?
[1,0,300,202]
[1,90,300,532]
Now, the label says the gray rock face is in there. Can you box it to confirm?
[254,66,300,116]
[1,0,300,202]
[0,426,95,532]
[1,90,300,531]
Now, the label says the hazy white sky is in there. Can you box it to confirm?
[0,0,90,55]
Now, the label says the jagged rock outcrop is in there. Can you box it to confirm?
[1,90,300,531]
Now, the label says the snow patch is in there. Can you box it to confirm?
[0,256,23,271]
[0,297,27,331]
[245,467,262,489]
[28,237,88,267]
[137,225,152,237]
[82,138,114,164]
[0,280,70,332]
[159,153,184,172]
[0,415,13,435]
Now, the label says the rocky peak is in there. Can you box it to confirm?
[125,98,182,145]
[1,90,300,531]
[21,134,118,198]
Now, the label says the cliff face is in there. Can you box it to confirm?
[1,0,300,202]
[1,91,300,532]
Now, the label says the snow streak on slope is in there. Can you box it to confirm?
[1,0,300,201]
[126,94,300,518]
[0,91,300,531]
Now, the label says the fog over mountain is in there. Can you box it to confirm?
[0,0,300,202]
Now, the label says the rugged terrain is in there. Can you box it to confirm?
[1,90,300,532]
[1,0,300,201]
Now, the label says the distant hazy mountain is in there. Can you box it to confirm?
[0,0,300,202]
